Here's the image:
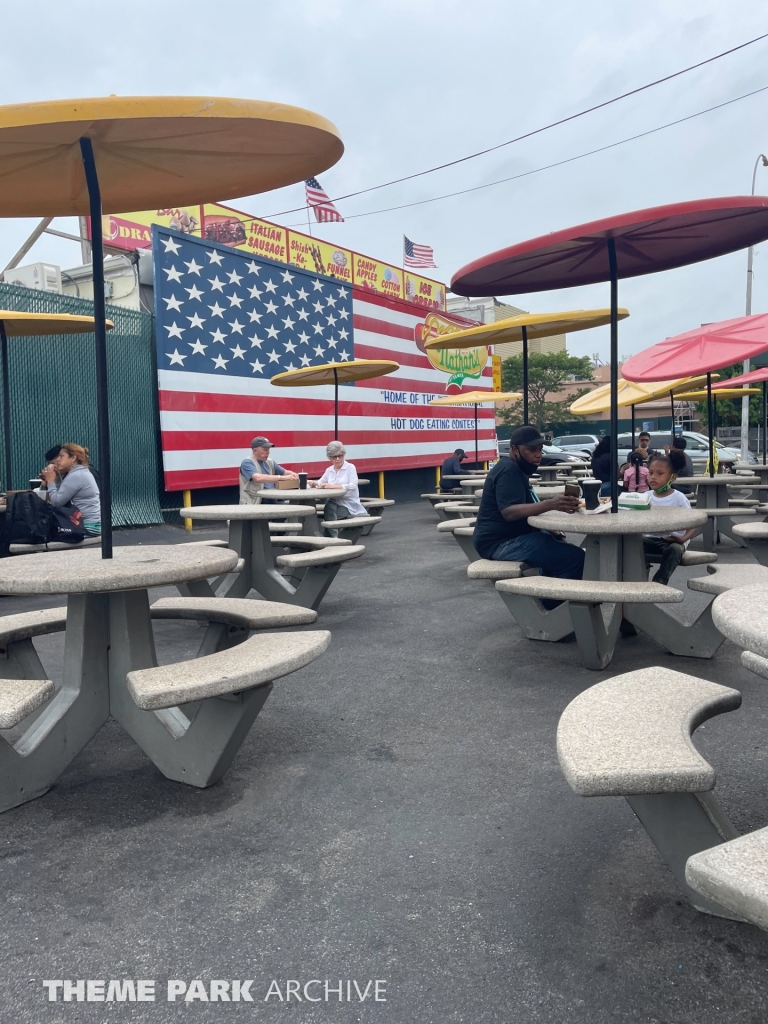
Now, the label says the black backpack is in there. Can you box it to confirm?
[7,492,54,545]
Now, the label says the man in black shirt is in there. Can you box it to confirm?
[473,426,584,581]
[440,449,468,493]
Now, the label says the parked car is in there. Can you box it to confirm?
[615,430,753,473]
[496,439,587,466]
[550,433,602,456]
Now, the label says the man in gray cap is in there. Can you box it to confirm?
[239,436,299,504]
[473,425,584,587]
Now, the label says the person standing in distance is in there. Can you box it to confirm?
[472,425,584,581]
[239,436,298,504]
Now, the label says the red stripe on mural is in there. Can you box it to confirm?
[160,427,496,450]
[352,313,415,342]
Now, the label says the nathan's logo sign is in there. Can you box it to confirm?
[415,312,488,389]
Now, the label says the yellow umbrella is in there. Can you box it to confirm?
[675,388,760,400]
[0,95,343,557]
[271,359,399,439]
[424,308,629,424]
[570,374,716,447]
[0,311,114,490]
[429,390,522,467]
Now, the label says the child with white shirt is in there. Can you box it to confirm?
[311,440,367,537]
[643,453,698,586]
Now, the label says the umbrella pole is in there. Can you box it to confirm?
[670,391,675,445]
[522,325,529,424]
[630,404,635,449]
[80,138,112,559]
[0,322,11,493]
[608,238,619,513]
[334,367,339,440]
[763,380,767,465]
[474,403,478,468]
[706,372,715,478]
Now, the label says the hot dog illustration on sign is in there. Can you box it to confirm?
[414,311,489,392]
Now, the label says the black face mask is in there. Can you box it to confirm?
[511,450,539,476]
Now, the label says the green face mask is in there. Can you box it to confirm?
[654,480,673,494]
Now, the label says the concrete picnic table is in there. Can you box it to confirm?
[459,477,486,495]
[254,487,345,536]
[534,463,582,483]
[675,475,762,548]
[530,507,719,657]
[179,503,318,598]
[0,543,239,813]
[732,521,768,566]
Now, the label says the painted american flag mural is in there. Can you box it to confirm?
[153,226,496,490]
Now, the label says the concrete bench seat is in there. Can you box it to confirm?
[467,559,528,580]
[436,517,476,532]
[0,607,68,684]
[644,548,718,569]
[557,666,744,918]
[360,498,395,509]
[182,539,229,548]
[127,629,330,712]
[452,526,479,561]
[422,492,460,505]
[150,596,317,656]
[0,678,56,728]
[275,545,365,570]
[699,507,756,516]
[268,522,304,533]
[319,516,381,542]
[434,502,477,521]
[496,578,682,669]
[270,535,351,549]
[732,521,768,567]
[9,536,101,555]
[686,827,768,931]
[687,563,768,596]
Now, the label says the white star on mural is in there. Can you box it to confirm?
[248,310,262,323]
[284,361,297,371]
[164,265,183,282]
[227,269,243,285]
[327,336,338,348]
[165,321,185,339]
[284,339,297,354]
[264,300,278,315]
[228,293,243,308]
[325,294,337,307]
[326,313,337,326]
[210,328,227,344]
[189,339,207,355]
[248,285,262,300]
[297,308,309,321]
[338,287,348,298]
[184,258,202,276]
[230,319,244,334]
[212,354,229,369]
[208,276,225,292]
[231,344,246,359]
[251,358,264,374]
[264,278,278,294]
[163,294,183,312]
[313,301,324,314]
[207,250,225,265]
[161,237,181,254]
[187,313,205,329]
[313,323,324,335]
[185,284,203,301]
[339,349,350,361]
[296,286,309,300]
[282,292,295,307]
[300,354,312,366]
[312,280,324,291]
[167,348,186,365]
[297,331,310,344]
[313,344,325,357]
[208,302,225,318]
[246,261,261,276]
[266,325,280,340]
[338,308,349,320]
[282,316,295,330]
[281,270,295,283]
[267,349,281,363]
[338,327,349,340]
[249,334,263,348]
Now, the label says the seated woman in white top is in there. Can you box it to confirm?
[310,441,366,536]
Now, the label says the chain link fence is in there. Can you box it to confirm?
[0,282,163,525]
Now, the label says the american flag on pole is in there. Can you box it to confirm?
[153,227,494,489]
[305,178,344,223]
[403,236,437,269]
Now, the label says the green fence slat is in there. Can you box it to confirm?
[0,282,162,526]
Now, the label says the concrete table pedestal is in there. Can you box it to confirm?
[676,475,762,548]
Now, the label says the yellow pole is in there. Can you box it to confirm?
[378,471,385,499]
[435,466,440,489]
[183,489,193,531]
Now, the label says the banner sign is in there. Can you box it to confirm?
[153,229,491,490]
[492,353,503,391]
[90,203,446,310]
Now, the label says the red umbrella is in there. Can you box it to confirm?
[452,197,768,507]
[622,315,768,475]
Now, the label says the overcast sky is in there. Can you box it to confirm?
[2,0,768,362]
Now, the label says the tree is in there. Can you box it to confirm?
[499,352,594,431]
[694,362,763,427]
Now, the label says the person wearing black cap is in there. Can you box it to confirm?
[473,425,584,584]
[239,436,298,504]
[439,448,469,493]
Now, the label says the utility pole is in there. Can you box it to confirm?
[743,153,768,461]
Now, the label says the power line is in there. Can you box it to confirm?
[264,29,768,219]
[279,82,768,225]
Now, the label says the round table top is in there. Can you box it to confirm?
[532,507,706,534]
[676,475,761,485]
[441,475,482,481]
[181,504,317,520]
[255,487,344,501]
[712,584,768,657]
[0,544,238,595]
[735,462,768,473]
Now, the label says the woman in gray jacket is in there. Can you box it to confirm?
[40,444,101,535]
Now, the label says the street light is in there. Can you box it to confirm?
[742,153,768,461]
